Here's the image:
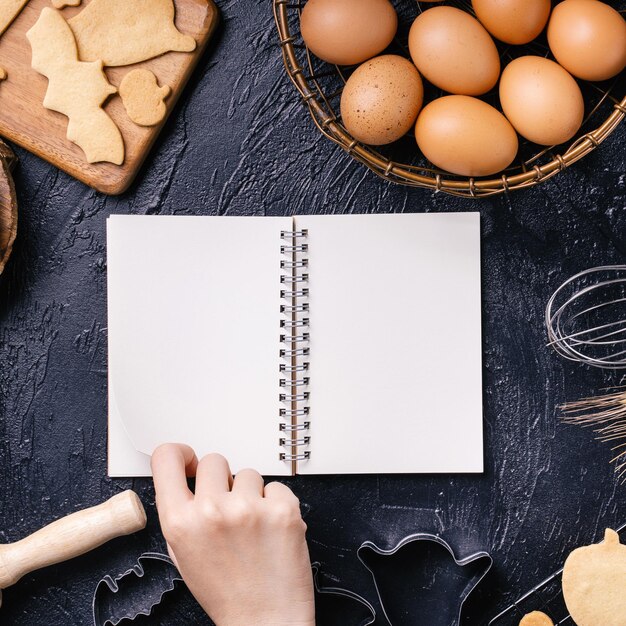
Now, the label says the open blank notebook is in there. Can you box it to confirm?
[107,213,483,477]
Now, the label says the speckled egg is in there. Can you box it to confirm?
[472,0,552,45]
[409,6,500,95]
[300,0,398,66]
[500,56,584,146]
[340,55,424,145]
[548,0,626,81]
[415,95,518,176]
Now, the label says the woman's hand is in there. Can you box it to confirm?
[151,444,315,626]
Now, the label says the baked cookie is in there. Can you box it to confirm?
[27,8,124,165]
[0,0,29,36]
[51,0,81,8]
[68,0,196,67]
[519,611,553,626]
[120,69,171,127]
[562,529,626,626]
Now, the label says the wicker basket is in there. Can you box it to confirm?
[274,0,626,198]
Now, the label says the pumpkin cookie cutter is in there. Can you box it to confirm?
[358,533,493,626]
[489,522,626,625]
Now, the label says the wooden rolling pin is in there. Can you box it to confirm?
[0,490,146,607]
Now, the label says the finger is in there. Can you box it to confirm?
[232,468,264,498]
[151,443,197,509]
[264,481,299,503]
[195,453,233,498]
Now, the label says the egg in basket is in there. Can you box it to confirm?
[274,0,626,197]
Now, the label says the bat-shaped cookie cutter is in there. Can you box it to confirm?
[358,533,493,626]
[92,552,182,626]
[93,557,376,626]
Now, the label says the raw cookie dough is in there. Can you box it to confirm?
[519,611,554,626]
[562,529,626,626]
[51,0,81,8]
[119,69,171,126]
[27,8,124,165]
[0,0,29,36]
[68,0,196,67]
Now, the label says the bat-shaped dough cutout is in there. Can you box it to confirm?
[120,69,171,127]
[27,8,124,165]
[68,0,196,68]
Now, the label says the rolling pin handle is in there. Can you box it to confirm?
[0,490,147,592]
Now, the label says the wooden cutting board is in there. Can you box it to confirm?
[0,0,218,195]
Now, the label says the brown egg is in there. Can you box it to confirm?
[300,0,397,66]
[341,55,424,145]
[548,0,626,81]
[472,0,551,45]
[415,95,518,176]
[500,56,584,146]
[409,7,500,95]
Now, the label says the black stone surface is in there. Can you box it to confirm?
[1,1,625,625]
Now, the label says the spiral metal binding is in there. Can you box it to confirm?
[280,229,311,464]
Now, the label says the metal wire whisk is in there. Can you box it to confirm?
[546,265,626,369]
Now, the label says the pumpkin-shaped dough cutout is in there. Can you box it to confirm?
[120,69,171,127]
[562,528,626,626]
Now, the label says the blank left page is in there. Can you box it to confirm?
[107,215,292,477]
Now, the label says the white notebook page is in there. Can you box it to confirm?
[107,215,291,477]
[296,213,483,474]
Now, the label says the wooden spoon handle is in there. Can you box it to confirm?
[0,491,147,589]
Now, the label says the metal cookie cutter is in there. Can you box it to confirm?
[312,563,376,626]
[93,555,376,626]
[93,552,182,626]
[358,533,493,626]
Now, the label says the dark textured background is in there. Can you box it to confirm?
[1,0,625,624]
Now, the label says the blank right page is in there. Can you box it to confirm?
[297,213,483,475]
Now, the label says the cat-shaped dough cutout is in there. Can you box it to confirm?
[68,0,196,67]
[27,8,124,164]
